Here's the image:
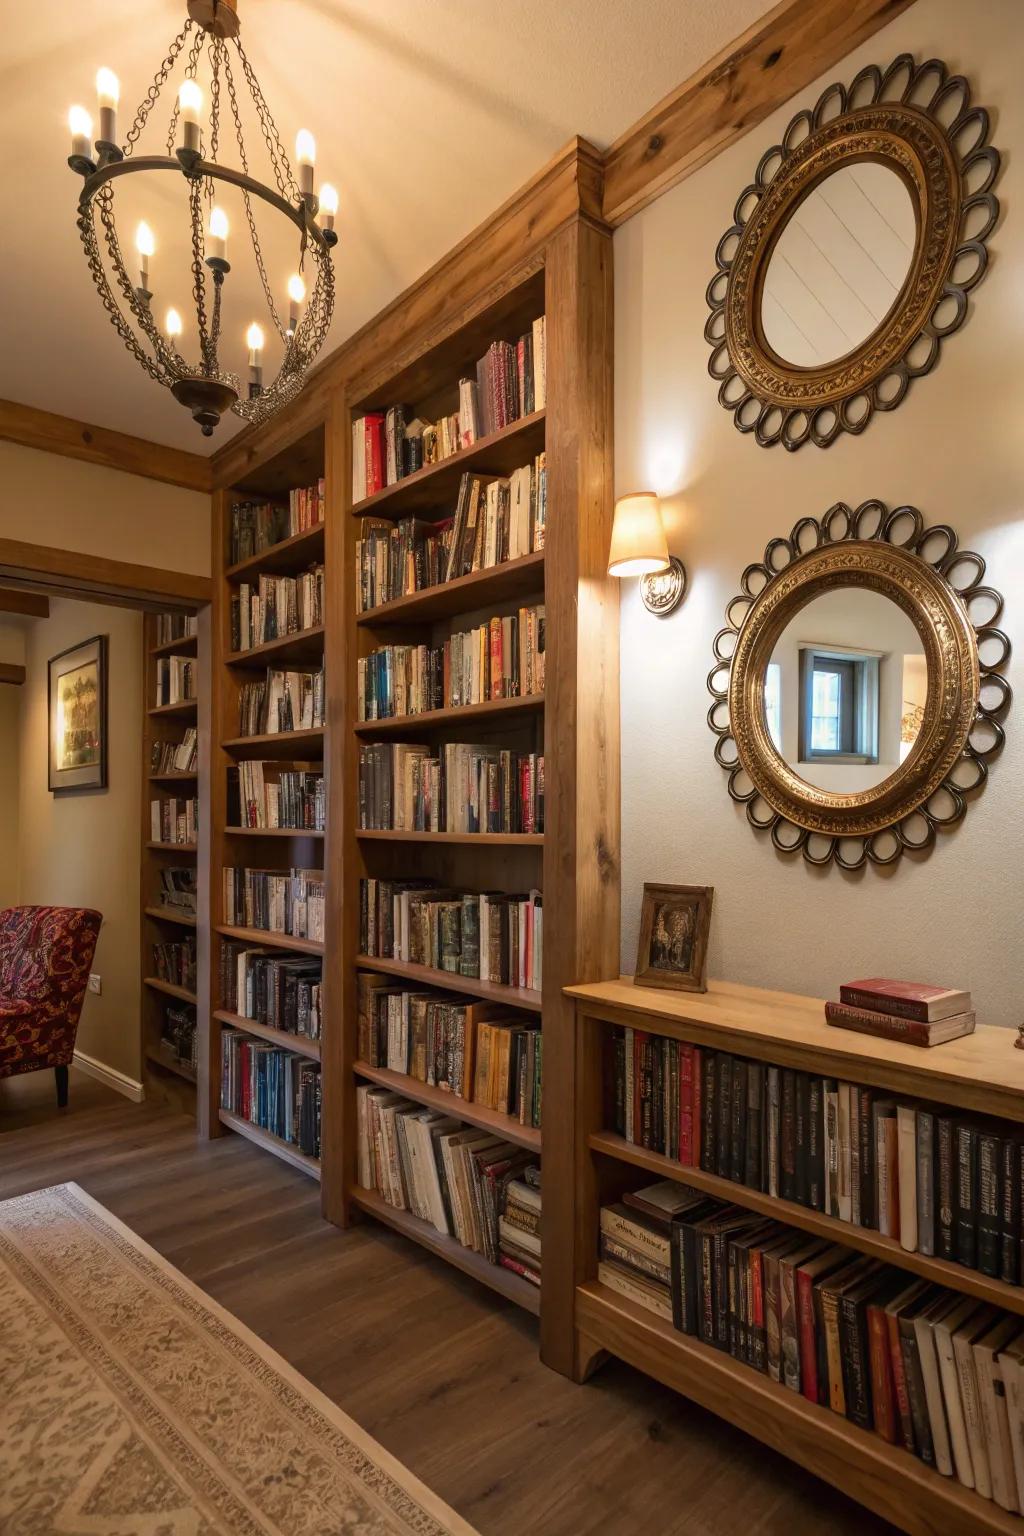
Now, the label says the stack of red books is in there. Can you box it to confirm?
[825,978,975,1048]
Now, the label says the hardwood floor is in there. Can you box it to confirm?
[0,1069,897,1536]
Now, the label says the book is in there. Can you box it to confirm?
[897,1105,918,1253]
[934,1295,984,1489]
[838,978,972,1024]
[825,999,976,1045]
[974,1315,1021,1512]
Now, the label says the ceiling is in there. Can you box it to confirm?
[0,0,775,454]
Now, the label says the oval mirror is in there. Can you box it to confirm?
[760,164,917,368]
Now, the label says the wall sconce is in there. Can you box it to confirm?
[607,491,687,616]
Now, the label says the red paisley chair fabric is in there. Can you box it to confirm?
[0,906,102,1093]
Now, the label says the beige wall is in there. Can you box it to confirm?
[0,621,27,910]
[0,441,210,575]
[615,0,1024,1027]
[18,597,143,1080]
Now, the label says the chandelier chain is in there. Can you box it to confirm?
[78,196,162,382]
[222,48,287,340]
[165,29,207,157]
[125,19,194,158]
[234,35,298,202]
[188,179,215,373]
[93,186,165,379]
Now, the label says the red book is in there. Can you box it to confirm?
[867,1299,898,1442]
[691,1046,702,1168]
[678,1044,695,1166]
[363,414,385,497]
[839,977,971,1023]
[796,1246,849,1402]
[825,999,974,1046]
[490,617,502,701]
[884,1279,930,1449]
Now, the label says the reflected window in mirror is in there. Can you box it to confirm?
[798,648,879,764]
[764,661,782,752]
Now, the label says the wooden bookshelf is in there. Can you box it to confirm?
[140,612,201,1106]
[356,953,542,1013]
[204,437,328,1186]
[356,551,545,627]
[354,1060,541,1153]
[350,410,546,518]
[565,977,1024,1536]
[353,694,544,736]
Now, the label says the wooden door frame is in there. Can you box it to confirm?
[0,536,211,612]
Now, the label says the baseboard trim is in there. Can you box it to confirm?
[72,1049,145,1104]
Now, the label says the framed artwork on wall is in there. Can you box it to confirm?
[635,882,714,993]
[48,635,108,794]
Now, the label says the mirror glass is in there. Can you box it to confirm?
[763,587,927,792]
[760,162,917,368]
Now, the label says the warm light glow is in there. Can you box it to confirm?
[209,206,229,241]
[69,105,93,138]
[95,67,120,107]
[607,492,670,578]
[246,322,265,352]
[165,307,183,339]
[178,79,202,118]
[135,220,156,258]
[319,182,338,216]
[287,273,306,305]
[295,129,316,167]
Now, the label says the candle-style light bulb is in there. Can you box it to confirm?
[295,129,316,198]
[178,79,202,156]
[318,182,338,233]
[68,105,94,168]
[135,221,155,296]
[287,273,306,334]
[246,321,265,397]
[95,67,119,148]
[208,206,229,264]
[165,307,183,345]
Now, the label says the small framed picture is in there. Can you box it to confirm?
[48,635,108,794]
[635,883,714,993]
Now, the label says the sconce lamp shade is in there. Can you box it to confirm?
[607,492,670,578]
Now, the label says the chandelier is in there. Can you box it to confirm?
[66,0,336,436]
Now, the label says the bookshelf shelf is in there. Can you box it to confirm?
[354,693,543,737]
[224,826,325,839]
[214,1009,322,1060]
[576,1281,1017,1536]
[218,1109,322,1181]
[148,699,198,719]
[148,770,198,784]
[589,1129,1024,1319]
[145,1050,197,1084]
[357,954,542,1013]
[225,624,325,669]
[221,728,324,759]
[356,551,545,628]
[146,840,198,853]
[354,1060,541,1152]
[150,634,198,659]
[350,411,546,520]
[215,923,324,956]
[143,975,198,1005]
[356,830,544,846]
[143,905,197,929]
[348,1184,541,1315]
[225,522,325,580]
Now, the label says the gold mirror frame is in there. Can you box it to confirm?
[706,502,1011,869]
[705,55,1001,450]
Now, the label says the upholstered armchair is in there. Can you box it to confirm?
[0,906,102,1107]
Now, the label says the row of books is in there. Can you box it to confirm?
[351,318,545,501]
[228,481,325,566]
[237,667,325,737]
[354,456,546,614]
[155,613,197,647]
[356,1084,541,1284]
[358,742,544,835]
[360,878,543,991]
[150,797,198,846]
[158,1002,197,1073]
[150,729,197,774]
[226,761,325,831]
[220,942,322,1040]
[155,866,196,917]
[153,938,196,993]
[220,1028,321,1158]
[155,655,195,707]
[612,1029,1024,1288]
[222,866,325,943]
[602,1180,1024,1514]
[356,605,544,721]
[229,566,324,653]
[357,974,542,1128]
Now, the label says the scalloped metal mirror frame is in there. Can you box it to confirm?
[704,54,1001,450]
[706,502,1011,869]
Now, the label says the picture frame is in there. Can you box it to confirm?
[48,634,108,794]
[635,883,714,993]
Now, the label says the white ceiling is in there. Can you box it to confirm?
[0,0,775,454]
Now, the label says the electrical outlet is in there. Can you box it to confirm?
[88,973,102,996]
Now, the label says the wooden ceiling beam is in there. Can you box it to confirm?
[0,588,48,618]
[0,399,213,495]
[0,537,211,612]
[600,0,917,227]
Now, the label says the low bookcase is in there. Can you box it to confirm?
[564,977,1024,1536]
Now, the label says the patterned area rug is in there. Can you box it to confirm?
[0,1182,479,1535]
